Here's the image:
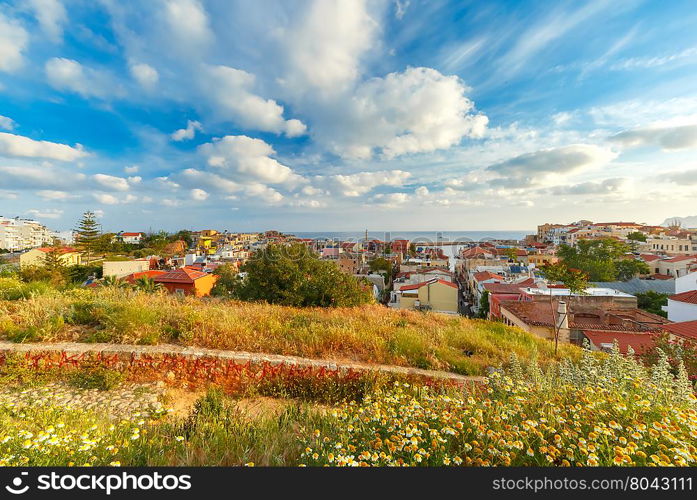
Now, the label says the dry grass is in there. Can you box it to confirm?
[0,287,581,375]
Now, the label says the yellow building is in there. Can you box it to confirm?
[391,278,459,314]
[20,247,82,267]
[527,254,559,267]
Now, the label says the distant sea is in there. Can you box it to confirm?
[291,231,531,272]
[291,231,531,243]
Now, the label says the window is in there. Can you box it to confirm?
[175,289,185,296]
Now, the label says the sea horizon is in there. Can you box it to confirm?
[289,230,532,242]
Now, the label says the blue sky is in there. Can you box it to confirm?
[1,0,696,232]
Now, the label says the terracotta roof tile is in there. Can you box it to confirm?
[154,267,209,284]
[123,270,167,284]
[662,320,697,340]
[669,290,697,305]
[473,271,504,282]
[583,330,657,354]
[36,246,79,254]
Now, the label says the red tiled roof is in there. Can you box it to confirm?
[483,279,537,295]
[669,290,697,305]
[121,232,143,237]
[639,254,662,262]
[594,222,642,227]
[662,320,697,340]
[123,270,167,284]
[154,267,209,283]
[494,248,528,257]
[500,301,666,331]
[665,255,697,263]
[461,246,493,258]
[583,330,656,354]
[399,279,458,291]
[36,246,79,254]
[650,273,674,280]
[473,271,504,282]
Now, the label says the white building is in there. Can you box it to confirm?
[666,290,697,322]
[0,217,55,251]
[676,270,697,294]
[114,232,144,245]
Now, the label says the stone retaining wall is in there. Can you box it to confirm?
[0,341,484,386]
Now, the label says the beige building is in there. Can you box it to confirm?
[389,278,459,314]
[20,247,82,267]
[102,259,151,278]
[652,256,697,278]
[527,254,559,267]
[646,236,694,256]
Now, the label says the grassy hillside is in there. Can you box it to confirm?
[0,285,580,375]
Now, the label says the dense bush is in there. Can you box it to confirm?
[233,243,374,307]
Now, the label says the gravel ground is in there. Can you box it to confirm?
[0,381,168,420]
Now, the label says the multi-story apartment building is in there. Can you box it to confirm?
[0,217,57,251]
[646,235,694,256]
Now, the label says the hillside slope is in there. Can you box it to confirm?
[0,287,580,375]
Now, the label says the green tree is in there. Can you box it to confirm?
[626,231,647,251]
[504,248,518,262]
[93,233,121,254]
[557,238,633,281]
[234,243,373,307]
[173,230,193,247]
[67,264,103,283]
[635,291,669,318]
[211,264,241,297]
[369,257,394,286]
[42,243,68,285]
[615,259,650,281]
[75,211,101,263]
[541,262,589,355]
[477,290,490,318]
[102,275,127,288]
[133,277,163,293]
[43,244,66,273]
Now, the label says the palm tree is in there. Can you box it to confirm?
[102,275,129,288]
[133,277,164,293]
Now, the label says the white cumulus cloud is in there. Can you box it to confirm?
[26,208,63,219]
[45,57,116,98]
[0,13,29,72]
[171,120,202,141]
[190,188,209,200]
[27,0,67,42]
[199,135,300,185]
[129,62,159,89]
[312,67,488,159]
[313,170,411,197]
[0,132,87,161]
[201,65,306,136]
[93,174,130,191]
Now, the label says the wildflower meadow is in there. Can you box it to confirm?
[300,345,697,467]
